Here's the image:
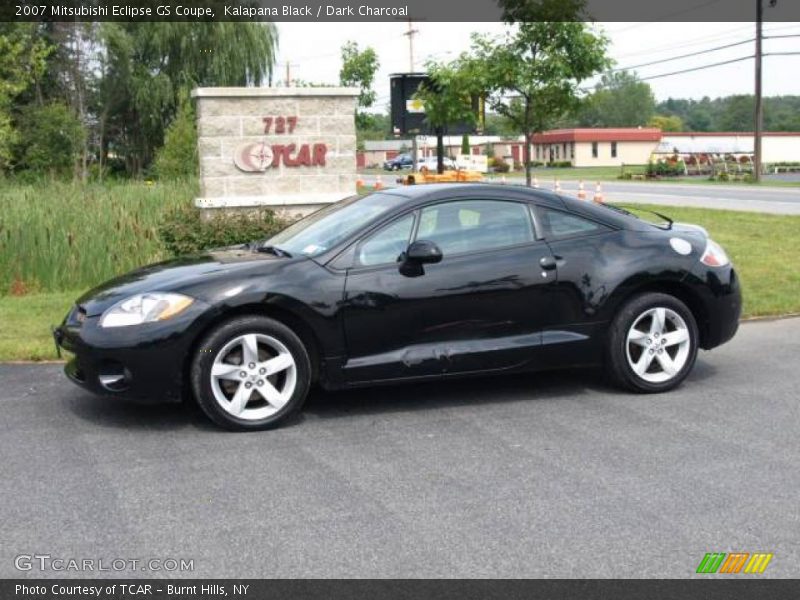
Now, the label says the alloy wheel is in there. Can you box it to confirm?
[625,307,691,384]
[210,333,297,420]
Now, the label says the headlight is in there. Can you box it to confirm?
[100,293,194,328]
[700,238,730,267]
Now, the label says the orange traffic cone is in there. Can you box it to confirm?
[554,178,562,193]
[593,181,604,203]
[356,176,364,188]
[577,180,587,200]
[374,175,384,190]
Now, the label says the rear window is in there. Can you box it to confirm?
[538,208,610,239]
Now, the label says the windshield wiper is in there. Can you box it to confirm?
[253,243,292,258]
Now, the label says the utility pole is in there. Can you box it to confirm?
[404,20,420,169]
[281,62,295,87]
[754,0,763,182]
[403,20,419,72]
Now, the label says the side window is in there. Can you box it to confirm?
[356,213,414,267]
[539,208,609,239]
[416,200,534,256]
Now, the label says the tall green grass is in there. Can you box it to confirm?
[0,179,196,295]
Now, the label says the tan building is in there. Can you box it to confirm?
[531,128,662,167]
[659,132,800,164]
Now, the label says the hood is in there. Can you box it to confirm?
[76,246,297,316]
[671,222,709,237]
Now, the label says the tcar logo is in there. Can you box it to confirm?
[234,142,274,172]
[696,552,773,574]
[233,141,328,172]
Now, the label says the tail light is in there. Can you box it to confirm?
[700,239,730,267]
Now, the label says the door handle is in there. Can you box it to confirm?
[539,256,558,270]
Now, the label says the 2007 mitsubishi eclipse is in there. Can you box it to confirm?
[54,183,741,431]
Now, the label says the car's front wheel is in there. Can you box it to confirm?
[190,315,311,431]
[607,292,698,393]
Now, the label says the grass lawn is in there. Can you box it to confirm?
[2,204,798,362]
[0,290,78,361]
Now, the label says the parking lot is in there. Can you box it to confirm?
[1,317,799,578]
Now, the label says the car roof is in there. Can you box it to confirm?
[373,183,641,230]
[375,183,567,210]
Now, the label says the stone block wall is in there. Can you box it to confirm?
[192,87,360,219]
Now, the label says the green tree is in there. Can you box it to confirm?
[339,41,379,130]
[497,0,590,22]
[97,22,278,176]
[576,70,655,127]
[470,22,609,186]
[0,23,50,171]
[483,112,517,136]
[414,60,481,173]
[714,95,754,132]
[153,94,198,180]
[648,115,684,132]
[16,101,85,176]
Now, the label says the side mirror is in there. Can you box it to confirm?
[405,240,443,264]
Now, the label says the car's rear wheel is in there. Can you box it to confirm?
[607,292,698,393]
[190,315,311,431]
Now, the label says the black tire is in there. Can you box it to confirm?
[190,315,311,431]
[606,292,699,393]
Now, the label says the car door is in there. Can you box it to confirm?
[340,197,558,383]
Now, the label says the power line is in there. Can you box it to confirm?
[611,38,755,72]
[612,22,798,61]
[638,55,754,80]
[613,24,753,59]
[611,34,800,73]
[635,52,800,81]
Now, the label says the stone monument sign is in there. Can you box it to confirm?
[192,87,360,218]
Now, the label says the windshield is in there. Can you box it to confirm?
[264,193,400,257]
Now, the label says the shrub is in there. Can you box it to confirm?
[159,203,287,256]
[646,159,686,178]
[493,157,511,173]
[15,102,85,177]
[154,95,198,180]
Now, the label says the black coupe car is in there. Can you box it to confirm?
[55,184,741,431]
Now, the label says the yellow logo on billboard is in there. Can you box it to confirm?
[406,98,425,114]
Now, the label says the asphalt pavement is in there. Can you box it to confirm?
[1,317,799,578]
[364,174,800,214]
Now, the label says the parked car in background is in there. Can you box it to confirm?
[383,154,414,171]
[417,156,456,172]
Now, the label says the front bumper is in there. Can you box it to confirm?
[686,262,742,349]
[54,301,210,403]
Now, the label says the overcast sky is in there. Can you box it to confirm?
[275,21,800,111]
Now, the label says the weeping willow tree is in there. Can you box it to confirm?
[98,22,278,175]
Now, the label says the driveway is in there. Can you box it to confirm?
[1,318,798,578]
